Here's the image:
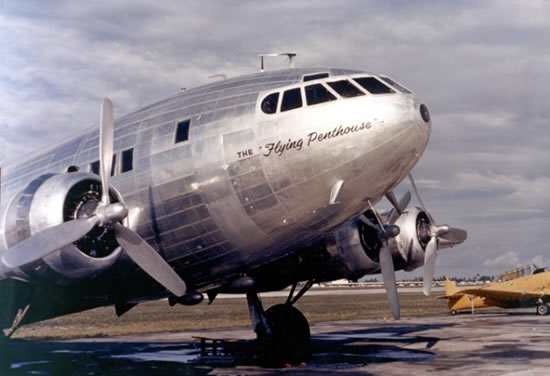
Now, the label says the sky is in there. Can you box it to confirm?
[1,0,549,278]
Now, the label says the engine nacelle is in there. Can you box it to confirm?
[2,172,123,282]
[304,206,431,282]
[320,219,382,280]
[390,206,431,271]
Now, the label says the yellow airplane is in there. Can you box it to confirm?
[439,264,550,315]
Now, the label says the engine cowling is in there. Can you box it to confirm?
[304,206,432,281]
[2,172,123,282]
[390,206,431,271]
[319,218,382,280]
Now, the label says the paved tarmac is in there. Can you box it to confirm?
[2,309,549,375]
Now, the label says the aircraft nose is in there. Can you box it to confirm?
[419,103,431,124]
[412,98,432,139]
[407,97,432,155]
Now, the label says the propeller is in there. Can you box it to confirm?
[1,217,99,268]
[386,191,411,224]
[359,193,407,320]
[408,174,467,296]
[1,98,187,298]
[99,98,114,206]
[379,240,400,319]
[114,224,186,296]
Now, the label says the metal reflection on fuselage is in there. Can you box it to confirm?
[234,89,430,267]
[0,68,431,291]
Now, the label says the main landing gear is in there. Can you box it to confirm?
[246,281,314,367]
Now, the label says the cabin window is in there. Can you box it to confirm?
[305,83,337,106]
[120,148,134,173]
[90,160,100,175]
[379,76,413,94]
[261,92,279,114]
[353,77,395,94]
[327,80,365,98]
[89,155,116,176]
[111,155,116,176]
[175,119,190,143]
[281,88,302,112]
[303,72,329,82]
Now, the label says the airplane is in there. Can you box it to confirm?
[0,57,467,365]
[439,264,550,316]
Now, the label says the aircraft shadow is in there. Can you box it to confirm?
[0,322,454,375]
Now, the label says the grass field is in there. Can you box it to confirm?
[13,291,449,340]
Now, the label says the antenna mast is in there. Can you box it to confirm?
[257,53,297,72]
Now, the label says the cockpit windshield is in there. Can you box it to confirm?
[260,74,402,115]
[353,77,395,94]
[379,76,413,94]
[261,92,279,114]
[327,80,365,98]
[281,88,302,112]
[305,83,337,106]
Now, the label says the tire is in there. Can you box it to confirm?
[536,304,549,316]
[258,304,311,367]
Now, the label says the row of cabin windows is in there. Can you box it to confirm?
[88,148,133,176]
[86,119,191,176]
[261,76,404,115]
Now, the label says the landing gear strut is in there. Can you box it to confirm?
[246,282,313,366]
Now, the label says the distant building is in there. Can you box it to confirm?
[494,264,537,282]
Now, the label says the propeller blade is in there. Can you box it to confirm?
[1,217,99,268]
[385,191,402,216]
[422,237,438,296]
[397,191,411,212]
[114,224,187,297]
[408,174,435,224]
[388,191,411,224]
[439,227,467,243]
[99,98,114,205]
[379,244,400,319]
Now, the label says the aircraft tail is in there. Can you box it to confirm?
[436,279,463,300]
[444,279,460,296]
[436,279,470,312]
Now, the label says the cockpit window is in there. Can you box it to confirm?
[305,83,337,106]
[281,88,302,112]
[303,72,329,82]
[327,80,365,98]
[353,77,395,94]
[379,76,413,94]
[261,92,279,114]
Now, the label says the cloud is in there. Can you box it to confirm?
[531,255,550,268]
[482,251,520,268]
[2,0,550,278]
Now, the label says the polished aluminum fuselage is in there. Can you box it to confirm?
[0,67,430,294]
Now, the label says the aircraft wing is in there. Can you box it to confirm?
[457,287,549,300]
[436,292,465,299]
